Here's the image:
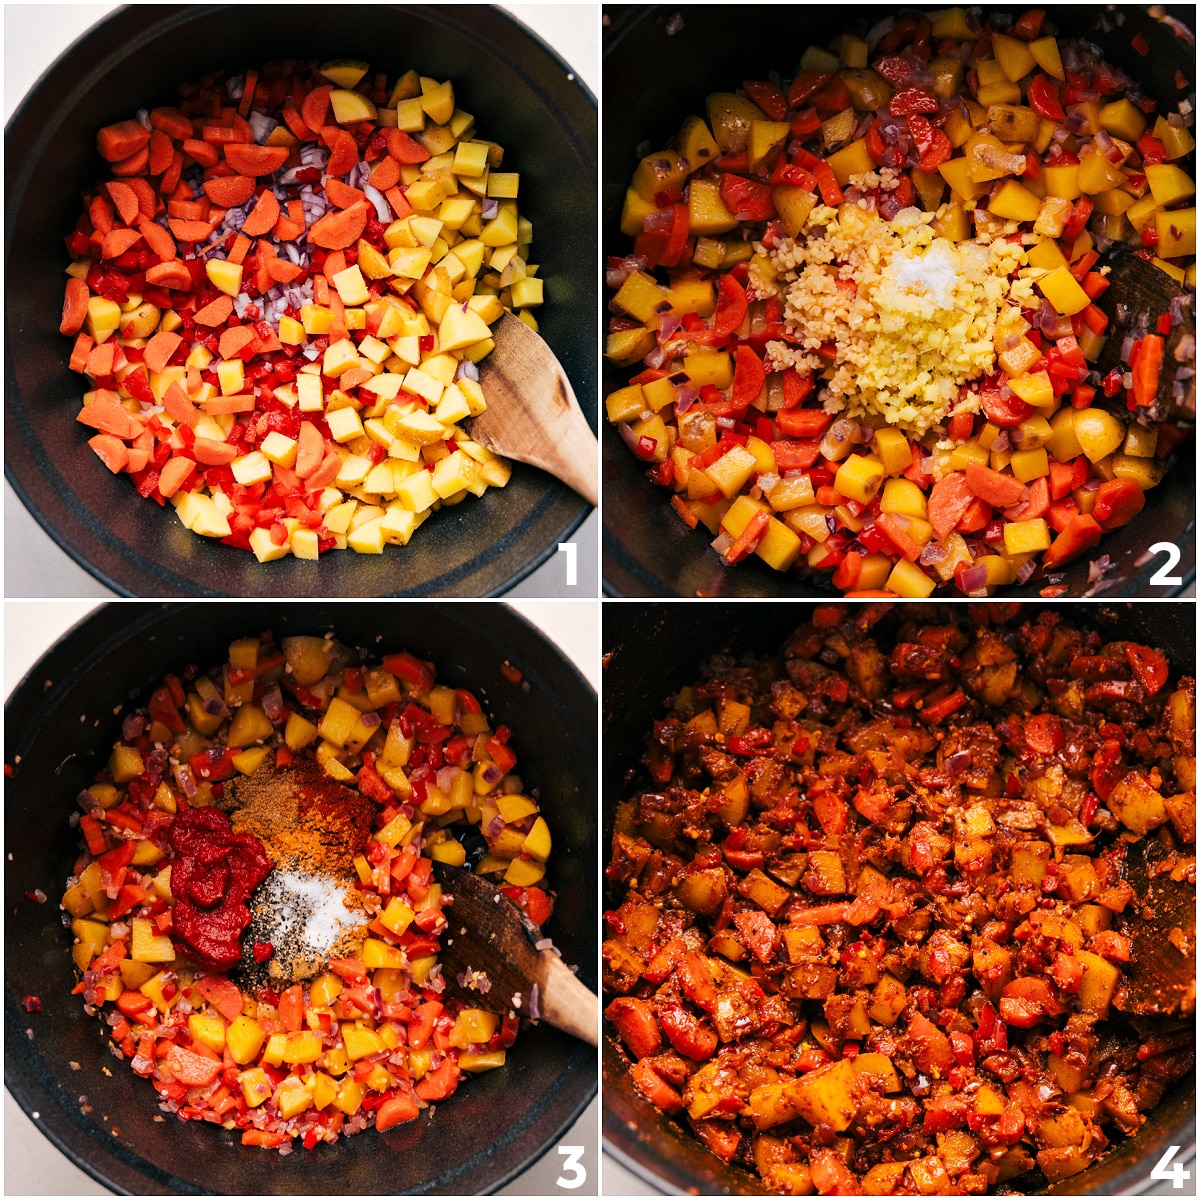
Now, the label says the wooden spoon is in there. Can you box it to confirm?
[470,311,599,507]
[431,860,599,1046]
[1114,829,1195,1017]
[1092,247,1195,423]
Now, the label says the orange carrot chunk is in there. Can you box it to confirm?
[192,437,238,466]
[222,143,289,176]
[202,174,256,208]
[96,119,151,163]
[193,294,235,327]
[143,330,182,374]
[308,200,370,250]
[104,181,141,226]
[144,260,192,290]
[240,188,280,237]
[60,277,90,336]
[162,381,201,428]
[157,456,196,499]
[88,434,130,473]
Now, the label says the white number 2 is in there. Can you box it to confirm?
[1151,1145,1190,1189]
[556,1145,586,1189]
[1148,541,1183,587]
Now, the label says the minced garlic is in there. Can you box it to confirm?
[760,202,1035,438]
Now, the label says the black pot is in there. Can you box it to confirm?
[602,5,1196,598]
[602,600,1195,1195]
[5,602,597,1194]
[5,5,597,596]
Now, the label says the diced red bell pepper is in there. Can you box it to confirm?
[1027,74,1066,121]
[787,71,831,109]
[382,651,433,692]
[1126,643,1169,696]
[907,114,952,173]
[657,203,691,268]
[1092,478,1145,529]
[770,439,821,471]
[743,80,787,121]
[719,175,775,222]
[890,87,940,117]
[1063,196,1094,242]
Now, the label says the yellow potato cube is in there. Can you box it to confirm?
[1156,207,1196,259]
[224,1015,265,1064]
[131,916,175,963]
[1037,267,1090,316]
[231,450,272,487]
[206,259,243,297]
[886,558,936,598]
[1003,518,1052,554]
[706,445,759,500]
[274,1075,314,1120]
[688,177,738,235]
[1010,447,1050,482]
[240,1067,274,1108]
[332,264,369,306]
[1074,409,1125,462]
[109,743,144,783]
[504,857,546,887]
[188,1013,227,1055]
[880,478,927,519]
[989,179,1041,223]
[343,1023,388,1061]
[834,455,884,505]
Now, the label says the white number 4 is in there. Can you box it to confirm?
[1151,1145,1190,1188]
[556,1145,586,1189]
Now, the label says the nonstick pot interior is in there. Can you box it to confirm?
[5,4,597,597]
[5,602,597,1195]
[601,601,1196,1195]
[601,5,1195,598]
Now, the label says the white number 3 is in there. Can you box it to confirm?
[1151,1145,1190,1188]
[556,1144,586,1189]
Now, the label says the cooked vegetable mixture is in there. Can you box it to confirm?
[604,605,1195,1193]
[605,8,1196,595]
[61,58,543,562]
[64,633,553,1149]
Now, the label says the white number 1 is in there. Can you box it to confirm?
[557,542,578,586]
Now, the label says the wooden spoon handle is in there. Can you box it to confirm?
[541,405,599,508]
[539,954,599,1046]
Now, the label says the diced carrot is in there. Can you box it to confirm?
[965,461,1026,508]
[125,446,150,474]
[181,138,219,168]
[84,340,117,378]
[149,106,194,140]
[143,329,182,374]
[77,395,142,438]
[723,509,769,563]
[272,210,306,241]
[927,470,974,540]
[278,984,304,1032]
[876,512,922,562]
[69,332,94,373]
[192,437,238,465]
[324,177,367,209]
[223,143,289,176]
[375,1091,420,1131]
[138,218,177,261]
[146,261,193,289]
[193,294,234,327]
[324,128,359,177]
[295,422,325,478]
[218,325,256,360]
[147,128,174,175]
[281,101,312,141]
[1093,478,1145,529]
[204,393,256,414]
[111,145,150,176]
[300,84,332,134]
[1047,497,1080,532]
[237,68,258,120]
[387,128,431,164]
[89,194,115,236]
[104,180,141,226]
[157,456,196,499]
[1131,333,1164,407]
[312,277,330,306]
[166,1043,222,1087]
[308,200,370,250]
[385,186,413,219]
[160,148,185,196]
[88,434,129,473]
[1004,475,1049,521]
[1048,460,1075,501]
[60,277,90,336]
[339,367,373,391]
[167,198,206,221]
[167,218,215,243]
[323,250,347,281]
[202,174,255,208]
[368,156,401,191]
[264,253,302,284]
[162,381,201,427]
[671,494,699,528]
[101,227,143,261]
[240,188,280,237]
[125,177,158,219]
[631,1059,684,1114]
[304,449,343,491]
[1041,513,1103,568]
[227,233,252,266]
[97,119,151,163]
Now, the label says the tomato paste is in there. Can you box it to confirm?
[168,804,272,971]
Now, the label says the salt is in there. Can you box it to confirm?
[259,870,361,956]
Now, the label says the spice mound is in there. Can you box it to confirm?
[61,631,557,1151]
[603,605,1196,1194]
[761,204,1032,437]
[168,805,272,971]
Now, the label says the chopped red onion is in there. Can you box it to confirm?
[1087,555,1113,583]
[359,710,382,729]
[1004,332,1022,350]
[657,313,682,342]
[77,788,103,816]
[173,762,199,798]
[1174,333,1195,363]
[643,208,673,234]
[674,386,698,414]
[958,563,989,593]
[711,531,734,557]
[618,423,641,455]
[865,16,894,49]
[247,111,277,144]
[642,344,668,370]
[122,712,145,741]
[919,542,948,565]
[991,431,1011,453]
[663,12,684,36]
[202,693,228,717]
[481,197,500,220]
[1015,559,1038,584]
[528,982,541,1019]
[456,359,480,382]
[1120,335,1135,364]
[363,183,390,223]
[1170,296,1184,327]
[715,415,735,429]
